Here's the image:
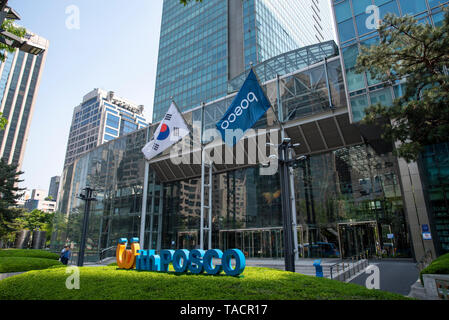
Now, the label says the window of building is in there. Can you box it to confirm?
[343,45,365,92]
[106,114,120,129]
[104,134,116,141]
[338,18,356,43]
[120,120,138,135]
[399,0,427,15]
[105,127,118,136]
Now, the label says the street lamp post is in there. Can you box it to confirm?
[0,0,46,55]
[77,187,96,267]
[266,138,307,272]
[279,139,295,272]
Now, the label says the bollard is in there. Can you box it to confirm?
[313,259,323,278]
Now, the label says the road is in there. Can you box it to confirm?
[349,259,419,296]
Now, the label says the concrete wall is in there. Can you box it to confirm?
[397,156,437,262]
[228,0,245,80]
[422,274,449,300]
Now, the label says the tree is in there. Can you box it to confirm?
[0,159,24,239]
[0,19,26,130]
[15,209,54,231]
[0,19,26,62]
[356,9,449,162]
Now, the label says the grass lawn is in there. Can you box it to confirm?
[0,249,60,260]
[0,266,410,300]
[0,257,63,273]
[420,253,449,283]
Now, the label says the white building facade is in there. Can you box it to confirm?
[63,88,149,167]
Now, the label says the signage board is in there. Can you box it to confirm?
[422,232,432,240]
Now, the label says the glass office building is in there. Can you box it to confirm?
[52,43,412,261]
[333,0,449,122]
[63,88,149,168]
[0,31,49,172]
[152,0,335,122]
[331,0,449,255]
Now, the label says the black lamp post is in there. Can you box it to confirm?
[77,187,96,267]
[267,138,307,273]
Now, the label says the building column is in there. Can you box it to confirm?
[397,155,437,262]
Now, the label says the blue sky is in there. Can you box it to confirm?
[9,0,163,192]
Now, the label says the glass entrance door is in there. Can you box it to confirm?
[338,221,379,258]
[177,231,198,250]
[219,228,284,258]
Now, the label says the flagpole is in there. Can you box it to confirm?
[139,125,151,249]
[171,97,194,136]
[250,65,285,135]
[140,99,191,250]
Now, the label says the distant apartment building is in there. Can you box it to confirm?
[63,88,149,167]
[24,188,56,213]
[0,31,49,172]
[48,175,60,201]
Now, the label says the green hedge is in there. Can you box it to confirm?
[0,249,60,260]
[0,257,63,273]
[420,253,449,283]
[0,266,410,300]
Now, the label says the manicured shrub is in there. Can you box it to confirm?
[0,266,410,300]
[0,257,63,273]
[420,253,449,283]
[0,249,60,260]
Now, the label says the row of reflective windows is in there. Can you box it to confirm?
[335,0,448,44]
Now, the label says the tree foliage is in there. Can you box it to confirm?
[0,19,26,130]
[356,9,449,162]
[14,209,54,231]
[0,19,26,62]
[0,160,24,239]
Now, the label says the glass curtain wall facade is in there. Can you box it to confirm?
[52,45,411,260]
[421,143,449,253]
[53,134,410,260]
[153,0,336,122]
[54,129,147,262]
[246,0,335,69]
[152,0,229,122]
[333,0,449,122]
[332,0,449,256]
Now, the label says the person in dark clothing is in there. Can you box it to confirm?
[60,245,71,265]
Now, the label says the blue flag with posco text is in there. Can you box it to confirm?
[216,69,271,146]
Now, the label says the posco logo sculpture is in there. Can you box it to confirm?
[116,238,246,276]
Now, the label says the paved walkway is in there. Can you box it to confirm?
[349,259,419,295]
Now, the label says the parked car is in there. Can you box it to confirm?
[301,242,340,258]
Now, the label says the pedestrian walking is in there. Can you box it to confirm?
[60,245,71,265]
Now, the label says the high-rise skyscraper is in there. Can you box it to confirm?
[48,175,60,201]
[152,0,335,122]
[0,30,49,172]
[63,88,149,168]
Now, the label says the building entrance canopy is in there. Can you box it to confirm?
[147,42,366,183]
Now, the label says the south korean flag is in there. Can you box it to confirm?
[141,102,190,161]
